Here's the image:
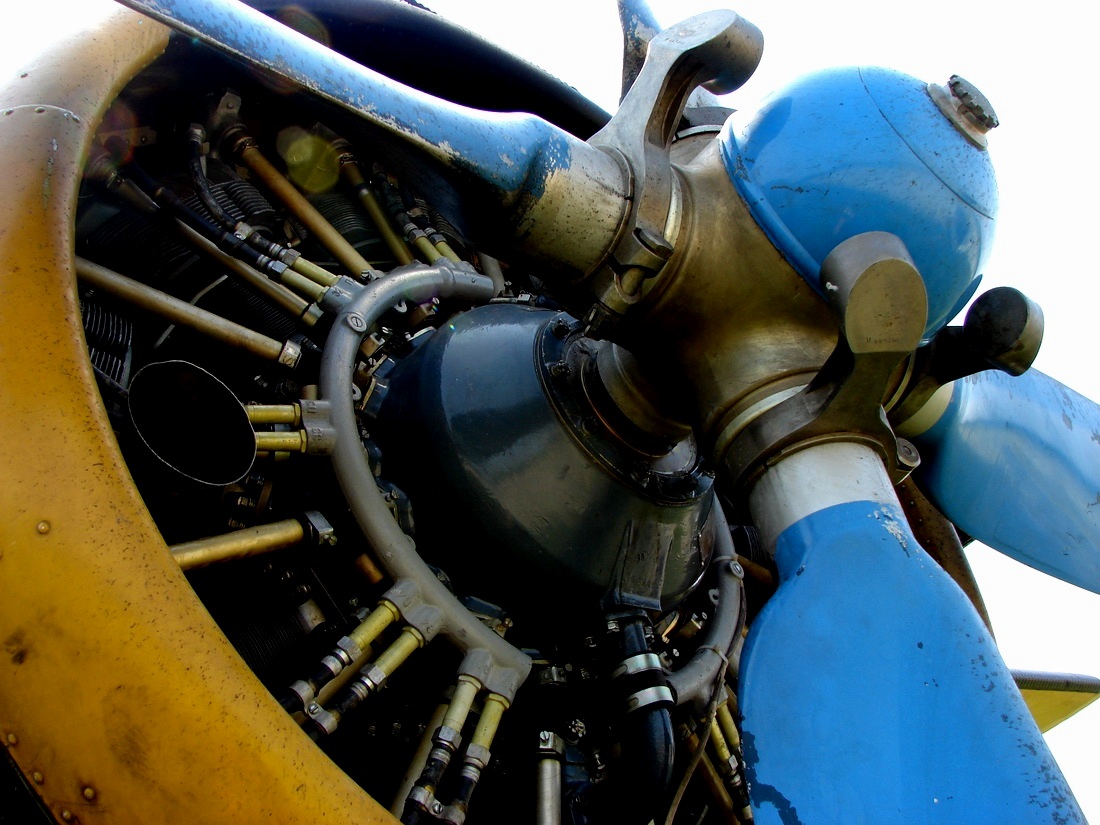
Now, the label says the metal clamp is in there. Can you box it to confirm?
[624,684,675,713]
[612,652,664,680]
[302,510,337,547]
[537,731,565,759]
[299,399,336,455]
[584,11,763,327]
[724,232,929,492]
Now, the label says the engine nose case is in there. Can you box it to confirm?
[372,303,715,627]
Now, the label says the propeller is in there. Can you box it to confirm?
[902,367,1100,595]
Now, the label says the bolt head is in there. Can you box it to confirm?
[947,75,999,130]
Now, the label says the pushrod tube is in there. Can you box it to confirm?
[536,755,562,825]
[230,135,373,279]
[170,519,305,570]
[114,0,628,275]
[75,257,291,364]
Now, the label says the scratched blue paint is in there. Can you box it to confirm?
[718,67,998,339]
[914,368,1100,594]
[738,498,1082,824]
[118,0,577,200]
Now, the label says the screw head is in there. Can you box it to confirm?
[549,361,570,380]
[31,771,43,784]
[82,786,96,800]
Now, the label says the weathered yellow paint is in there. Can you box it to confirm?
[1020,689,1100,734]
[0,2,396,821]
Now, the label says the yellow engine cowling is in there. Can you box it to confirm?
[0,3,395,821]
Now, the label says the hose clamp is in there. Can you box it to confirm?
[625,684,674,714]
[305,703,338,736]
[612,652,664,681]
[288,679,315,707]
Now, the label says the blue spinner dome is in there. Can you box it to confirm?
[720,66,998,337]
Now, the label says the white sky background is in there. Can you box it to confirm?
[3,0,1098,818]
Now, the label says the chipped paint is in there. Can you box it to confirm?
[741,497,1084,821]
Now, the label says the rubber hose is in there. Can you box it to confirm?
[618,616,675,824]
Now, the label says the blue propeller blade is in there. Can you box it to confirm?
[738,490,1084,823]
[907,368,1100,594]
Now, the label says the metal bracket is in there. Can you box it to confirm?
[725,232,929,492]
[302,509,337,547]
[299,399,336,455]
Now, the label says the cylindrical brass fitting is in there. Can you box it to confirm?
[170,519,305,570]
[254,431,307,453]
[76,257,291,365]
[246,404,301,426]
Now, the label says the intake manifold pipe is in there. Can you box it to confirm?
[319,260,530,702]
[666,506,746,711]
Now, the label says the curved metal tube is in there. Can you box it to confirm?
[667,505,745,711]
[319,261,530,699]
